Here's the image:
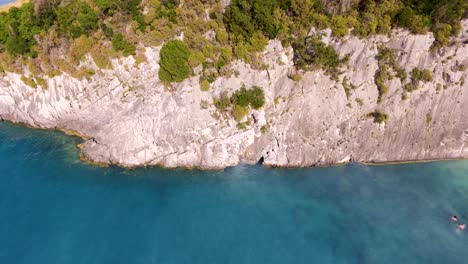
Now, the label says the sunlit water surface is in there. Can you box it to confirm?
[0,122,467,264]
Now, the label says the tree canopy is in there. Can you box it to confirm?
[158,40,191,82]
[0,0,465,84]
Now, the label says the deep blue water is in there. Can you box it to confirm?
[0,121,467,263]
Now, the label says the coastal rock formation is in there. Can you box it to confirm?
[0,21,467,169]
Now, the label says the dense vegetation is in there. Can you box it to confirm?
[232,85,266,110]
[0,0,465,86]
[214,85,265,124]
[159,40,190,82]
[292,36,345,78]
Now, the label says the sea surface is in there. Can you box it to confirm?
[0,121,467,263]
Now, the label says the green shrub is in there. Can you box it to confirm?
[162,0,180,8]
[236,122,247,130]
[232,104,249,122]
[101,23,114,38]
[374,45,411,103]
[223,0,286,41]
[404,83,417,92]
[426,113,432,125]
[134,50,147,65]
[91,42,116,69]
[21,75,37,88]
[311,13,330,30]
[408,67,432,88]
[213,92,231,112]
[77,3,99,32]
[221,47,233,63]
[421,69,433,82]
[248,32,269,53]
[411,67,421,80]
[374,65,389,103]
[159,40,191,82]
[331,16,349,38]
[232,85,265,110]
[69,35,94,63]
[94,0,117,14]
[377,15,392,35]
[395,7,429,34]
[55,2,99,38]
[288,73,302,82]
[209,10,217,20]
[397,0,467,44]
[95,0,146,31]
[292,35,343,77]
[188,51,205,68]
[342,77,355,100]
[368,110,389,124]
[35,77,47,89]
[354,13,377,37]
[0,3,40,56]
[396,68,407,82]
[355,98,364,106]
[26,59,41,76]
[213,85,265,122]
[434,23,452,46]
[112,34,136,57]
[200,79,210,91]
[402,92,408,100]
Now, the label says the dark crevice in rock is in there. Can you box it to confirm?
[252,114,257,123]
[257,156,265,165]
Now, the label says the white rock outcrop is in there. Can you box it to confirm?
[0,22,467,169]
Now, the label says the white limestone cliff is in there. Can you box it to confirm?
[0,21,467,169]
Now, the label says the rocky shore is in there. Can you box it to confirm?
[0,21,467,169]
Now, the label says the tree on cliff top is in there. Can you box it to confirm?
[159,40,191,82]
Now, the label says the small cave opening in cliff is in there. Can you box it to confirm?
[257,156,265,165]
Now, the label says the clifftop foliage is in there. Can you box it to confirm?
[292,35,344,78]
[223,0,291,42]
[0,0,466,83]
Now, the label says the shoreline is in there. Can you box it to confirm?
[1,119,466,171]
[0,17,466,172]
[0,0,29,12]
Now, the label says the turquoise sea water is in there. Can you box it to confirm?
[0,121,468,263]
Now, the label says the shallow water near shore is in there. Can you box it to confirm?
[0,121,468,263]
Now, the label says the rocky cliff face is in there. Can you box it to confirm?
[0,21,467,169]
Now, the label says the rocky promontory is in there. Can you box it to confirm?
[0,21,467,169]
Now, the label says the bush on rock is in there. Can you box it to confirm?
[159,40,191,82]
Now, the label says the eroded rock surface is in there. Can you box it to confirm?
[1,21,467,169]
